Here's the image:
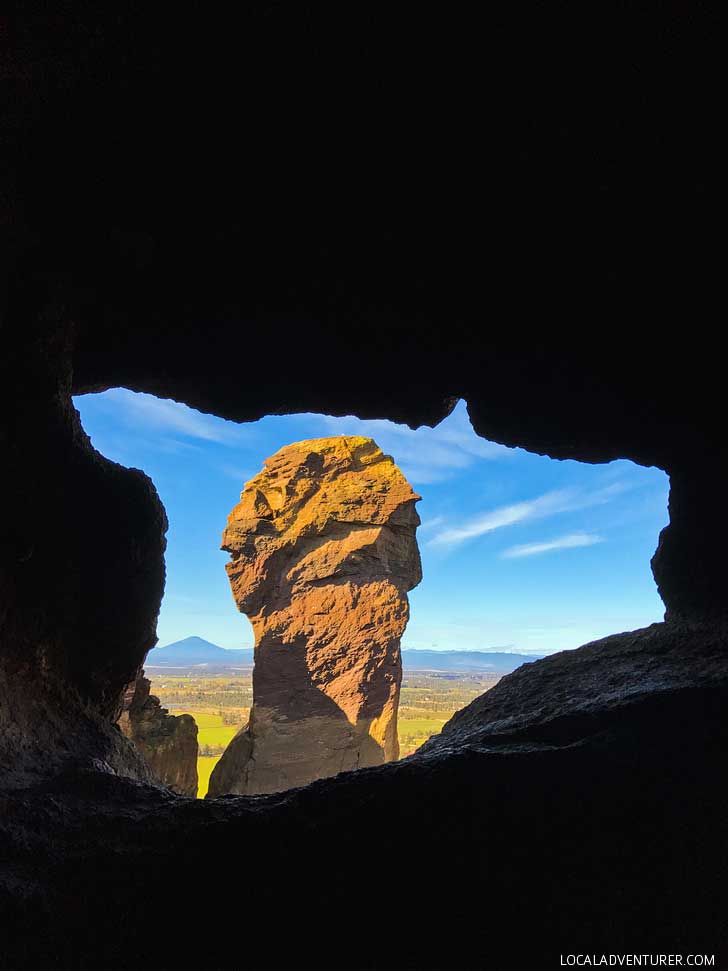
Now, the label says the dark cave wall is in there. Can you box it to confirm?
[0,302,167,784]
[1,309,167,709]
[1,7,726,968]
[651,460,728,623]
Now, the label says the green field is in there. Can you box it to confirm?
[197,755,221,798]
[180,709,246,748]
[398,715,449,754]
[150,671,497,798]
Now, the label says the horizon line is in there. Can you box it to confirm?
[154,636,549,656]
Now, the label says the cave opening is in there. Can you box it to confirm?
[73,389,670,799]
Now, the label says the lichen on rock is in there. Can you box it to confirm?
[207,436,422,797]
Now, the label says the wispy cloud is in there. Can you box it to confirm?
[429,481,630,549]
[318,400,511,484]
[429,489,576,547]
[502,532,604,559]
[93,389,248,445]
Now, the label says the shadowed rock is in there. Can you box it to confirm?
[207,436,421,796]
[118,671,198,796]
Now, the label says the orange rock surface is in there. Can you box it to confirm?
[207,436,422,797]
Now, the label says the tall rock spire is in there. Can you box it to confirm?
[207,436,421,797]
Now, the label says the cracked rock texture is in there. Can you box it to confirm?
[208,437,422,796]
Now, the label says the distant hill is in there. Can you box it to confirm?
[147,636,542,674]
[146,636,253,667]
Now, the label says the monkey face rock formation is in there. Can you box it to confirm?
[118,673,198,797]
[207,436,422,797]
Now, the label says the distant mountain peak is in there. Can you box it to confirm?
[170,635,222,646]
[146,637,253,667]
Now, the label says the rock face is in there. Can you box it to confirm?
[118,672,198,796]
[207,436,422,797]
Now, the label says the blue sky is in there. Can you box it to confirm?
[74,391,670,655]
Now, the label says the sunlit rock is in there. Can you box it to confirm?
[207,436,422,796]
